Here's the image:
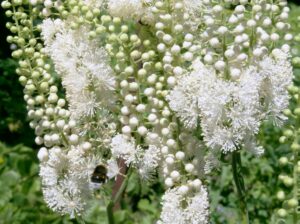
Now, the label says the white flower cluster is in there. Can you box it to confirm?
[158,183,209,224]
[42,19,116,119]
[168,50,293,154]
[108,0,155,24]
[39,146,91,217]
[111,134,161,179]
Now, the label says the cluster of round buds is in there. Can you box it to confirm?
[105,19,167,152]
[292,16,300,69]
[108,22,153,138]
[276,85,300,221]
[200,0,292,80]
[153,1,199,80]
[148,0,204,191]
[1,0,91,163]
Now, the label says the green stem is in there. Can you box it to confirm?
[106,201,115,224]
[293,149,299,224]
[232,151,249,224]
[106,168,132,224]
[113,170,130,205]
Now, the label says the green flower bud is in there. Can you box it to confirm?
[294,108,300,116]
[19,76,27,85]
[10,26,18,33]
[25,47,35,56]
[81,5,89,13]
[138,69,147,78]
[155,62,163,71]
[29,38,37,46]
[283,109,292,116]
[96,25,106,34]
[120,33,129,42]
[40,82,49,92]
[1,1,11,9]
[296,165,300,173]
[35,95,45,104]
[12,0,23,6]
[61,10,69,18]
[70,22,79,30]
[32,71,41,79]
[276,191,285,201]
[279,157,289,166]
[93,8,101,16]
[69,0,77,6]
[19,60,28,68]
[85,11,93,20]
[6,36,13,43]
[129,34,139,43]
[57,5,64,12]
[283,176,294,187]
[121,25,128,33]
[12,49,23,58]
[292,57,300,68]
[143,39,151,47]
[77,17,84,24]
[130,50,141,60]
[88,31,96,39]
[124,66,134,75]
[277,209,287,218]
[291,142,300,151]
[283,129,293,138]
[288,85,299,94]
[5,10,12,17]
[101,15,111,23]
[108,33,117,42]
[71,7,79,15]
[287,198,298,208]
[295,35,300,42]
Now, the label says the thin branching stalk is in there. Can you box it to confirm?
[232,151,249,224]
[106,167,132,224]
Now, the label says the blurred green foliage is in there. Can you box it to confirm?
[0,2,300,224]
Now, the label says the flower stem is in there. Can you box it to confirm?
[293,149,299,224]
[232,151,249,224]
[106,201,115,224]
[106,167,132,224]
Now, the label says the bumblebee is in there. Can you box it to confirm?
[91,164,108,184]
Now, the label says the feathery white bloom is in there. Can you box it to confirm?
[107,158,120,179]
[159,187,185,224]
[137,144,161,180]
[83,0,104,7]
[201,67,263,153]
[259,49,293,126]
[159,186,209,224]
[183,0,204,30]
[243,136,265,157]
[40,18,65,46]
[168,57,288,154]
[107,0,154,23]
[110,134,137,165]
[41,21,116,119]
[184,186,210,224]
[204,150,220,174]
[40,146,92,217]
[167,60,212,129]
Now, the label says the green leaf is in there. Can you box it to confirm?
[137,199,157,214]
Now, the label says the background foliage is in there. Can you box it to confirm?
[0,2,300,224]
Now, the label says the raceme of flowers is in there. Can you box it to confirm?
[1,0,293,223]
